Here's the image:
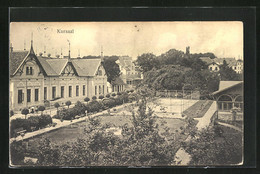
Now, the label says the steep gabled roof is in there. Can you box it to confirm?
[9,51,29,75]
[71,59,101,76]
[212,81,243,95]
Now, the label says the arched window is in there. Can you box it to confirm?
[218,95,232,111]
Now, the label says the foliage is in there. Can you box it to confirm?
[84,97,90,102]
[54,102,60,109]
[10,141,25,165]
[10,115,52,137]
[136,53,160,72]
[92,96,97,100]
[86,100,103,113]
[21,108,29,119]
[38,106,45,115]
[23,94,177,166]
[65,101,71,108]
[117,92,121,95]
[105,94,110,98]
[103,56,121,83]
[111,93,116,97]
[102,98,116,108]
[183,125,242,165]
[99,95,104,99]
[219,60,241,81]
[10,110,14,117]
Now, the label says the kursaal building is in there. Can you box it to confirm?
[9,39,108,111]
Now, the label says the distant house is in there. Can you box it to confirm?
[109,77,126,93]
[116,56,142,89]
[9,40,107,111]
[211,81,243,112]
[200,57,243,73]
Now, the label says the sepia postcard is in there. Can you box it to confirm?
[9,21,244,167]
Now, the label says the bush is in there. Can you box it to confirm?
[102,98,116,108]
[92,96,97,100]
[84,97,90,102]
[99,95,104,100]
[38,106,45,115]
[112,93,116,97]
[130,89,134,93]
[21,108,29,119]
[10,115,52,137]
[65,101,72,108]
[105,94,110,98]
[86,101,103,113]
[117,92,121,96]
[54,102,60,109]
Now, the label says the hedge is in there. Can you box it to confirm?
[10,115,52,138]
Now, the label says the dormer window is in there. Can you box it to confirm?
[26,66,33,75]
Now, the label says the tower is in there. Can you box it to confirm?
[186,46,190,55]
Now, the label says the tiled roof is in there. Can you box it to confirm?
[37,57,61,76]
[71,59,101,76]
[199,57,214,65]
[10,50,102,77]
[212,81,243,95]
[9,51,29,75]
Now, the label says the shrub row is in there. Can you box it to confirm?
[54,92,135,121]
[10,115,52,138]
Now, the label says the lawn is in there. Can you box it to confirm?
[25,114,187,156]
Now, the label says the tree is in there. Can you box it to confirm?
[84,97,90,103]
[21,108,29,119]
[103,57,121,83]
[105,94,110,98]
[98,95,104,100]
[136,53,159,72]
[38,106,45,115]
[65,101,71,108]
[92,96,97,100]
[219,60,239,81]
[54,102,60,113]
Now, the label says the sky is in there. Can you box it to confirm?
[10,22,243,60]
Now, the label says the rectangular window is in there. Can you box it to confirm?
[99,85,101,95]
[35,89,39,101]
[44,87,47,100]
[27,89,31,102]
[26,67,29,75]
[83,85,85,96]
[52,86,56,99]
[76,85,79,96]
[95,86,97,95]
[61,86,64,98]
[69,86,72,97]
[30,67,33,75]
[18,89,23,104]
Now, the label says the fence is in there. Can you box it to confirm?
[155,90,200,100]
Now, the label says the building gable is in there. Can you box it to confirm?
[61,62,78,76]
